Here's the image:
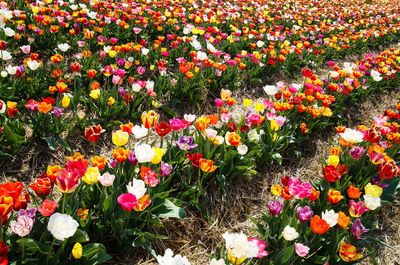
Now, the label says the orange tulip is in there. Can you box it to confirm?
[327,189,343,204]
[346,185,362,199]
[0,196,13,224]
[91,156,107,171]
[199,158,217,173]
[195,116,210,131]
[337,211,350,229]
[134,194,152,211]
[310,215,330,235]
[112,148,129,163]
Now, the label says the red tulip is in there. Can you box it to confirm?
[85,124,104,142]
[38,199,58,217]
[30,177,52,197]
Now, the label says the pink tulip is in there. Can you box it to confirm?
[288,177,312,199]
[20,45,31,54]
[137,66,146,75]
[10,216,34,237]
[117,193,138,211]
[133,27,142,34]
[248,237,268,258]
[295,243,310,257]
[98,172,115,187]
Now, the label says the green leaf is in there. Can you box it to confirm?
[44,136,57,150]
[82,243,112,265]
[16,238,50,255]
[69,229,90,243]
[273,245,294,265]
[381,178,400,201]
[152,199,186,219]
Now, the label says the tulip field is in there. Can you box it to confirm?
[1,0,400,264]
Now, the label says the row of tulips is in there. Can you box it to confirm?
[1,50,400,263]
[154,102,400,265]
[207,103,400,265]
[2,0,400,154]
[2,45,400,158]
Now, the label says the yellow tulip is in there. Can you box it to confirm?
[107,97,115,105]
[327,155,340,167]
[108,50,117,58]
[82,167,100,185]
[364,183,383,197]
[254,102,265,113]
[243,98,252,108]
[112,130,129,147]
[271,184,282,196]
[89,89,100,99]
[72,243,83,259]
[61,95,71,108]
[151,148,165,165]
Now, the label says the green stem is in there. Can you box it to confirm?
[45,238,56,265]
[62,193,67,214]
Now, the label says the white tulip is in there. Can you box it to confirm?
[282,225,299,241]
[47,213,79,241]
[134,143,155,163]
[126,179,147,199]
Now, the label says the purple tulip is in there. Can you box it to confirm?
[52,107,63,117]
[18,208,36,219]
[351,219,368,240]
[128,150,138,164]
[296,206,313,222]
[176,136,198,151]
[267,200,284,216]
[349,146,365,160]
[160,161,173,176]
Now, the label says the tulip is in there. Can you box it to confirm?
[72,243,82,259]
[133,194,152,212]
[160,161,173,176]
[11,215,34,237]
[141,110,159,129]
[349,200,369,217]
[295,243,310,257]
[134,143,155,163]
[310,215,330,234]
[282,226,298,241]
[351,219,369,240]
[338,241,363,262]
[337,211,351,229]
[85,124,104,142]
[56,170,80,193]
[112,130,129,146]
[47,213,79,241]
[82,167,100,185]
[247,237,268,258]
[151,148,165,165]
[199,159,217,173]
[0,196,13,224]
[98,172,115,187]
[29,177,52,197]
[117,193,138,211]
[176,136,198,150]
[38,199,58,217]
[267,200,283,216]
